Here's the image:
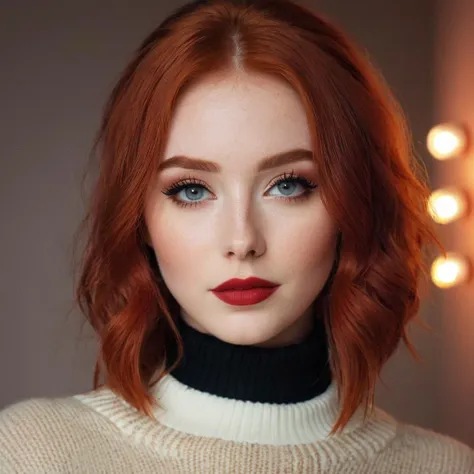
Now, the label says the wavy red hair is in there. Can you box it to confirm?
[72,0,444,434]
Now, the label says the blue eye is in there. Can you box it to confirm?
[162,179,211,208]
[265,171,318,200]
[162,171,318,208]
[268,179,305,197]
[178,185,210,202]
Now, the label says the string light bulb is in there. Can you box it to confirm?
[426,123,468,160]
[431,252,470,288]
[428,187,469,224]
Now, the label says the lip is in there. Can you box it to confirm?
[211,277,279,292]
[210,277,280,306]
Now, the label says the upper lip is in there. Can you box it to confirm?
[211,277,279,291]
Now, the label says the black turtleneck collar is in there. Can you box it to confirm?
[165,314,332,404]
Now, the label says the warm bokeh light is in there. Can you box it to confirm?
[428,187,468,224]
[431,252,470,288]
[426,123,468,160]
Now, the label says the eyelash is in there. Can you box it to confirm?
[161,170,318,209]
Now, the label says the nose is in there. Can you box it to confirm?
[222,199,266,261]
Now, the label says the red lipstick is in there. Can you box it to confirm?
[210,277,280,306]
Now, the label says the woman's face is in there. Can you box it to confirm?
[144,70,339,347]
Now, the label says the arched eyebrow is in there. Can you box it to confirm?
[158,148,314,173]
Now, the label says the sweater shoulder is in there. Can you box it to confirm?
[0,393,101,435]
[387,420,474,473]
[0,393,89,437]
[0,393,121,473]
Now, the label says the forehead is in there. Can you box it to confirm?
[162,71,312,169]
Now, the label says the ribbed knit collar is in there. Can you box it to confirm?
[164,314,332,404]
[142,314,377,445]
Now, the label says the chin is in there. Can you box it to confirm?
[212,316,286,347]
[220,332,269,346]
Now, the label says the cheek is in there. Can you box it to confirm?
[145,204,210,278]
[273,208,338,273]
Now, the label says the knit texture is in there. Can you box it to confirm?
[0,382,473,473]
[1,317,473,472]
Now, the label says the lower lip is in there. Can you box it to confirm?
[211,287,279,306]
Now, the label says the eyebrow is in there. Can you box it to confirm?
[157,148,314,173]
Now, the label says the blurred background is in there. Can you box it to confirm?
[1,0,473,448]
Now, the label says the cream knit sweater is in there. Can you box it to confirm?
[0,374,473,473]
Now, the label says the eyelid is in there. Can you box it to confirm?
[265,170,317,191]
[161,176,214,196]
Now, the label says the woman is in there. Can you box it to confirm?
[1,0,473,472]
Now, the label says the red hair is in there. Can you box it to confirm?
[73,0,444,434]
